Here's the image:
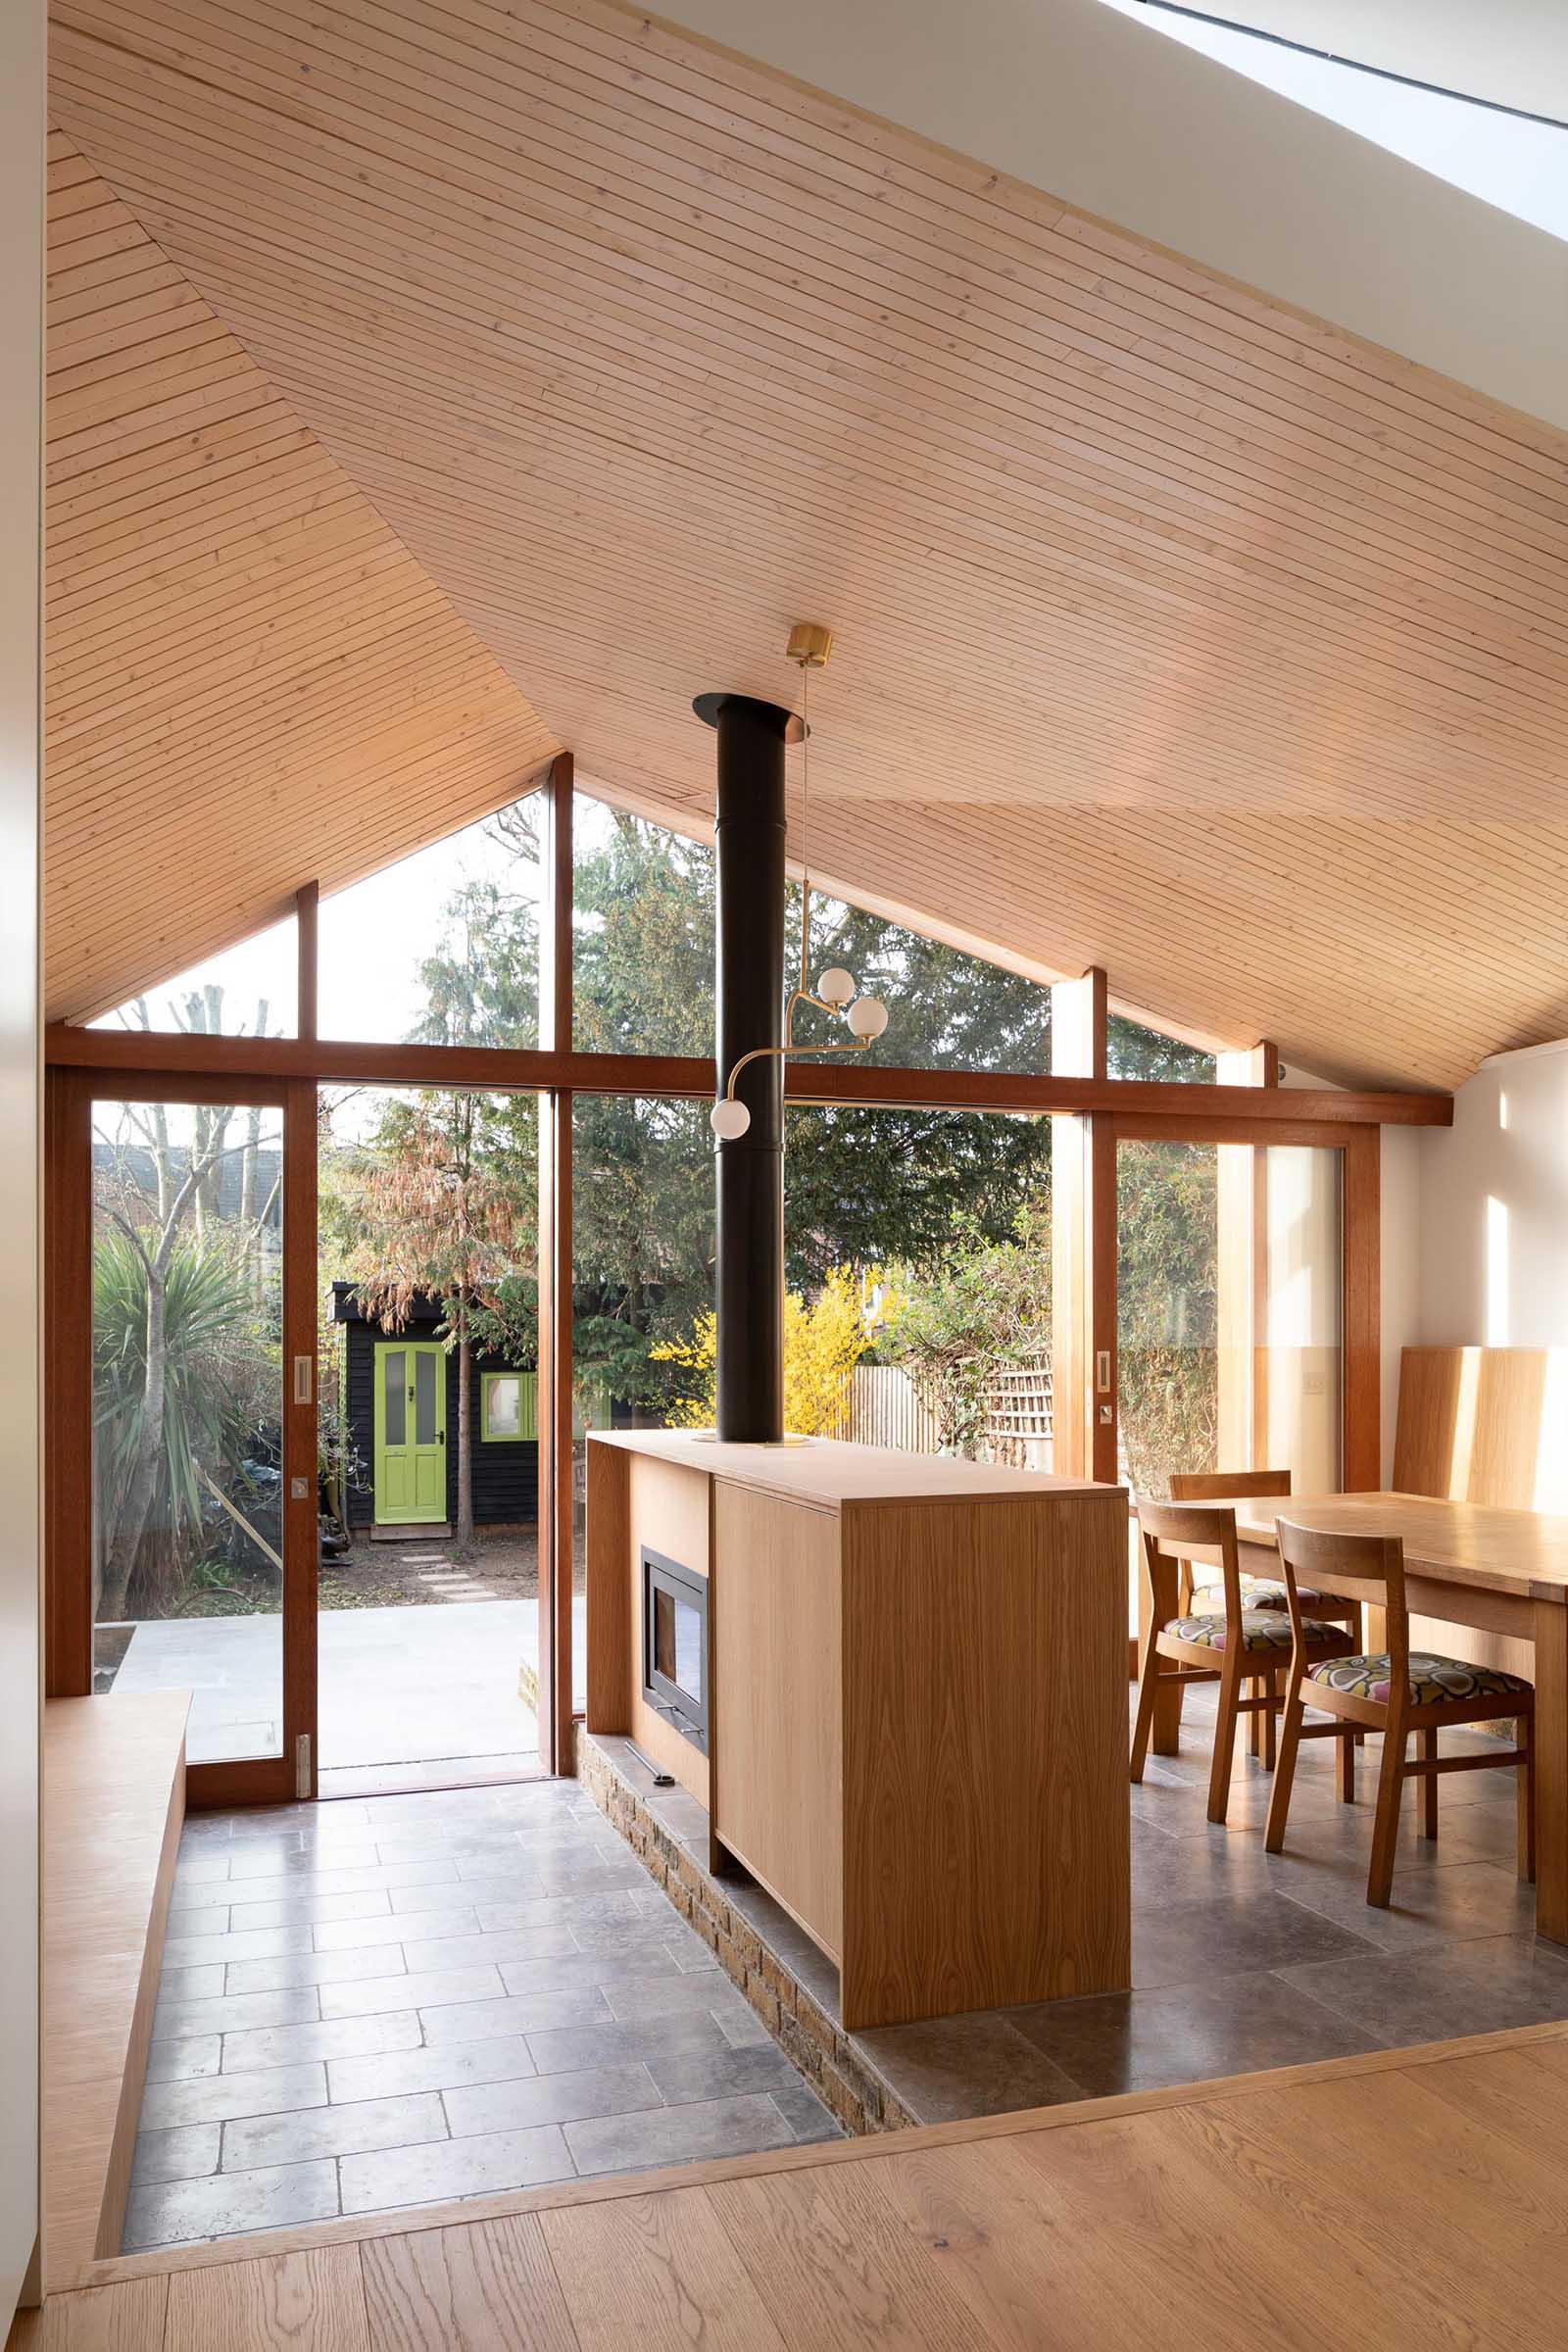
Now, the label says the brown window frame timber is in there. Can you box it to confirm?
[43,812,1439,1797]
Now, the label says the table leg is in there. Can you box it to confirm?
[1532,1601,1568,1944]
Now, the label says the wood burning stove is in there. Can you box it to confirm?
[641,1547,709,1753]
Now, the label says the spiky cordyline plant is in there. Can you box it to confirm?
[93,1231,266,1619]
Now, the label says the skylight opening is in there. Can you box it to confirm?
[1098,0,1568,242]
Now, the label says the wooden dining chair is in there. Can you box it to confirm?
[1170,1469,1360,1761]
[1131,1499,1356,1825]
[1265,1519,1537,1907]
[1170,1468,1361,1630]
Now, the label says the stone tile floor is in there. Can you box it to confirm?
[130,1685,1568,2249]
[126,1773,837,2252]
[855,1684,1563,2121]
[612,1689,1568,2131]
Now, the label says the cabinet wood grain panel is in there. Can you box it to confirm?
[1395,1345,1558,1684]
[583,1445,630,1737]
[42,1695,188,2292]
[711,1487,843,1958]
[840,1492,1131,2029]
[624,1457,710,1807]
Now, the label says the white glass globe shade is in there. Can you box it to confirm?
[710,1097,752,1140]
[847,995,889,1041]
[816,966,857,1009]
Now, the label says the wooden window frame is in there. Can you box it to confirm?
[43,789,1438,1799]
[52,1062,318,1810]
[480,1370,536,1445]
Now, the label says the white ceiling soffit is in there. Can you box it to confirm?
[1179,0,1568,124]
[668,0,1568,433]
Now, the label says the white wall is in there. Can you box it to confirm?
[671,0,1568,431]
[1418,1043,1568,1349]
[0,0,43,2323]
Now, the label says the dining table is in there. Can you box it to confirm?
[1173,1491,1568,1944]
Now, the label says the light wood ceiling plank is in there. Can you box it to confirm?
[42,128,559,1023]
[45,0,1568,1082]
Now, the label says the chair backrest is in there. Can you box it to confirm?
[1162,1474,1290,1608]
[1136,1498,1242,1630]
[1170,1468,1292,1502]
[1276,1518,1406,1675]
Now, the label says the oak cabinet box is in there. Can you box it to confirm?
[586,1432,1131,2031]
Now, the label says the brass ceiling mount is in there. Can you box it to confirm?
[786,620,833,669]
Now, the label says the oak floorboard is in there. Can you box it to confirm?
[4,2280,167,2352]
[1174,2071,1568,2339]
[1014,2104,1398,2348]
[541,2188,782,2352]
[360,2218,577,2352]
[163,2248,370,2352]
[1413,2034,1568,2165]
[708,2159,979,2348]
[869,2134,1169,2352]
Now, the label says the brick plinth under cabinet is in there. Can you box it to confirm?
[574,1731,918,2135]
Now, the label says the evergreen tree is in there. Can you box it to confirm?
[333,794,1216,1440]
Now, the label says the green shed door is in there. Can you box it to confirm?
[374,1342,446,1523]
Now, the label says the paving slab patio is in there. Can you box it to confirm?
[110,1594,587,1772]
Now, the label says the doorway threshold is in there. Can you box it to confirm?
[369,1521,451,1542]
[317,1749,543,1800]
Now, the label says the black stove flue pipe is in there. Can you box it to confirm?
[694,691,793,1444]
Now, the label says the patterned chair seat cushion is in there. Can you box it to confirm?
[1168,1611,1345,1653]
[1308,1652,1535,1707]
[1194,1581,1334,1614]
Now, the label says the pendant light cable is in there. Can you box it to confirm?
[798,656,811,994]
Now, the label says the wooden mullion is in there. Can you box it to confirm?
[535,752,575,1775]
[65,1063,292,1108]
[43,1020,1453,1128]
[1344,1125,1382,1494]
[282,1073,318,1798]
[295,879,318,1043]
[1215,1042,1274,1472]
[1087,1111,1118,1487]
[549,1092,575,1760]
[534,1095,559,1781]
[44,1067,94,1698]
[1049,969,1110,1488]
[539,751,573,1056]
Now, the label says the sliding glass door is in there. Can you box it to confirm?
[76,1074,317,1806]
[1115,1134,1344,1498]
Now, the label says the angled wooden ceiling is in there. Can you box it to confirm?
[44,126,559,1023]
[45,0,1568,1084]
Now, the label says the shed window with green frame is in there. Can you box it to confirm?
[481,1370,536,1442]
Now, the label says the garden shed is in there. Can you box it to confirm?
[328,1282,541,1536]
